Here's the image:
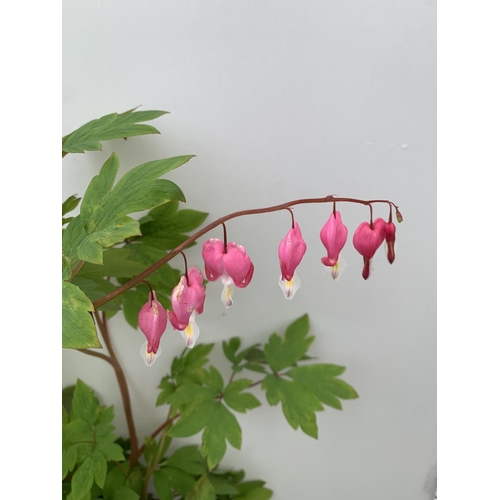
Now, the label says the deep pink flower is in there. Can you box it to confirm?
[278,222,307,299]
[353,218,386,280]
[202,238,254,308]
[168,267,206,348]
[320,212,348,281]
[138,290,168,366]
[385,221,396,264]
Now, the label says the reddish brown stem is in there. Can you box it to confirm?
[91,195,399,310]
[136,413,180,457]
[94,312,140,467]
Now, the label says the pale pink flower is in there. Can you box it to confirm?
[278,222,307,299]
[138,291,168,366]
[320,212,348,281]
[168,267,206,348]
[202,238,254,308]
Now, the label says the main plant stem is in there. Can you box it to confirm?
[94,311,140,466]
[92,195,399,310]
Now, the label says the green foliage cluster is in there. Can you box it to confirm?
[62,109,359,500]
[62,109,207,348]
[63,315,358,500]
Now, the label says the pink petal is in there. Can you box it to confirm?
[223,242,254,288]
[278,223,307,281]
[202,238,225,281]
[320,212,348,266]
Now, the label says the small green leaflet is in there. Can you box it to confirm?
[165,445,206,476]
[263,314,313,372]
[62,281,100,349]
[186,475,216,500]
[63,195,81,216]
[286,364,358,410]
[62,108,168,155]
[261,375,323,439]
[70,451,107,500]
[169,399,242,470]
[223,379,261,413]
[77,248,147,279]
[140,201,208,251]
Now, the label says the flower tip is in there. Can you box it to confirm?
[140,342,162,367]
[362,258,371,280]
[279,273,301,300]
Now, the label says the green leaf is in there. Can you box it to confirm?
[243,347,267,364]
[71,452,107,500]
[263,315,313,373]
[62,108,168,154]
[71,277,122,312]
[262,375,323,438]
[167,383,218,406]
[125,467,144,495]
[286,364,357,410]
[166,445,206,476]
[140,202,208,251]
[169,400,242,470]
[208,474,240,495]
[186,475,216,500]
[63,254,72,280]
[76,153,190,264]
[63,446,77,479]
[63,419,94,445]
[80,153,120,230]
[234,486,273,500]
[200,402,242,470]
[102,156,190,216]
[110,487,139,500]
[72,380,100,425]
[96,441,125,461]
[153,469,174,500]
[222,337,241,363]
[171,343,215,386]
[159,467,195,495]
[77,248,148,279]
[236,481,265,494]
[203,366,224,392]
[62,282,100,349]
[63,215,87,267]
[241,363,269,374]
[223,379,261,413]
[168,400,213,438]
[77,216,140,264]
[63,195,82,216]
[156,381,176,407]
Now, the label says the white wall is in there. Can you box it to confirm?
[62,1,436,498]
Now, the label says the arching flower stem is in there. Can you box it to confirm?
[92,195,400,310]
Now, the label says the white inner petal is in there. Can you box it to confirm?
[331,255,347,281]
[139,341,162,367]
[181,313,200,349]
[278,273,301,300]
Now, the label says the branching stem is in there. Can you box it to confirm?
[93,311,140,467]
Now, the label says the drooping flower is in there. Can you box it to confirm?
[320,212,348,281]
[202,238,254,308]
[168,267,206,348]
[138,290,168,366]
[352,218,386,280]
[385,221,396,264]
[278,222,307,299]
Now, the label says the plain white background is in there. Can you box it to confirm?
[62,1,436,499]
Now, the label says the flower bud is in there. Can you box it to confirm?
[138,291,167,366]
